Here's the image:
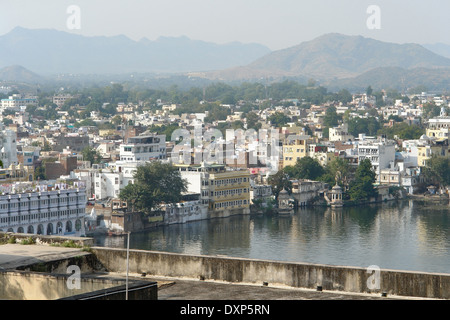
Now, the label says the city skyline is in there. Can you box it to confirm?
[1,0,449,51]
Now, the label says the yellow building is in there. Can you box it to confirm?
[417,139,448,167]
[0,164,35,183]
[209,168,251,214]
[426,111,450,139]
[282,135,310,168]
[177,163,251,216]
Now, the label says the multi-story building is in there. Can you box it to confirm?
[177,163,251,217]
[120,134,166,162]
[52,94,78,108]
[0,181,87,236]
[250,183,273,207]
[1,94,37,111]
[54,133,90,153]
[72,161,140,200]
[417,138,448,167]
[282,135,310,168]
[357,136,396,183]
[328,124,354,142]
[0,129,18,168]
[0,164,34,183]
[308,143,336,166]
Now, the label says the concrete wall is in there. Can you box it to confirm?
[0,271,157,300]
[91,247,450,299]
[0,232,94,247]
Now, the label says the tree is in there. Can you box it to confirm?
[347,117,380,137]
[348,159,377,201]
[245,112,261,131]
[422,102,441,119]
[34,165,46,181]
[377,122,424,140]
[373,91,386,107]
[422,156,450,188]
[366,86,373,96]
[323,106,339,128]
[322,106,340,138]
[336,89,352,104]
[120,162,188,215]
[268,112,290,128]
[284,156,325,181]
[82,146,102,165]
[321,157,352,188]
[268,170,292,200]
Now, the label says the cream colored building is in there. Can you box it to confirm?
[329,124,354,142]
[177,163,251,217]
[282,135,310,168]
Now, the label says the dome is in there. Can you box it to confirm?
[332,184,343,191]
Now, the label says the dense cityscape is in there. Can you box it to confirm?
[0,81,448,236]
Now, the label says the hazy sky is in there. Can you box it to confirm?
[1,0,449,50]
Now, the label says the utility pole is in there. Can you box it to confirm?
[126,231,130,300]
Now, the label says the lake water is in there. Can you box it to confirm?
[93,199,450,274]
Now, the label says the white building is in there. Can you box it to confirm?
[0,130,18,168]
[329,123,354,142]
[0,182,87,236]
[1,94,37,111]
[357,136,396,182]
[120,134,166,162]
[163,199,208,225]
[73,162,141,200]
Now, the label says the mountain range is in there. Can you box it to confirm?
[1,27,450,91]
[205,33,450,81]
[0,27,271,75]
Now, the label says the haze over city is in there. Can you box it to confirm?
[1,0,449,50]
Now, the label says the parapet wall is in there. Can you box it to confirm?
[0,232,94,247]
[91,247,450,299]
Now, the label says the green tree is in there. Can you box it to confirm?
[322,106,340,138]
[377,122,424,140]
[422,102,441,119]
[347,117,380,137]
[321,157,352,188]
[268,112,290,128]
[373,91,386,107]
[422,156,450,188]
[268,170,292,200]
[34,165,46,181]
[82,146,102,165]
[323,106,339,128]
[335,89,352,104]
[284,156,325,181]
[2,118,13,126]
[120,162,188,215]
[348,159,377,201]
[245,112,261,131]
[231,120,245,130]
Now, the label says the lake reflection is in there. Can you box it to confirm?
[94,200,450,274]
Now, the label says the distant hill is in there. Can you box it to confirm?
[0,65,42,82]
[0,27,271,75]
[324,67,450,92]
[206,33,450,83]
[423,43,450,59]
